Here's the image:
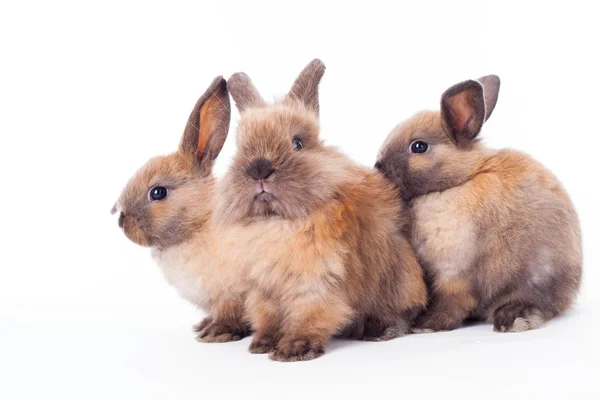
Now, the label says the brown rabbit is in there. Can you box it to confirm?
[376,75,582,333]
[112,77,250,342]
[215,59,427,362]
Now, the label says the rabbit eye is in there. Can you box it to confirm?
[410,141,428,154]
[292,138,303,151]
[149,186,168,201]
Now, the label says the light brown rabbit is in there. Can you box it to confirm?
[376,75,582,333]
[215,59,427,362]
[111,77,250,342]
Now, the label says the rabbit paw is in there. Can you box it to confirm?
[269,338,324,362]
[195,318,249,343]
[412,313,458,333]
[192,317,213,334]
[248,334,277,354]
[493,303,546,333]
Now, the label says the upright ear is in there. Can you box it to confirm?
[441,75,501,146]
[228,72,266,113]
[477,74,501,121]
[180,76,231,175]
[440,79,486,146]
[288,58,326,116]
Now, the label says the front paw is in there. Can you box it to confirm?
[193,317,213,334]
[249,334,277,354]
[269,338,324,362]
[412,313,459,334]
[195,319,249,343]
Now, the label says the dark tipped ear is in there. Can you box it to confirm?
[227,72,266,113]
[477,75,501,121]
[180,76,231,175]
[288,58,326,116]
[441,79,486,146]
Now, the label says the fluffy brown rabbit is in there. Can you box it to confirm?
[111,77,250,342]
[215,59,427,362]
[375,75,582,333]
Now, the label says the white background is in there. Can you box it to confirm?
[1,1,598,399]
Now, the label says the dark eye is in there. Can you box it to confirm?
[149,186,168,201]
[410,141,428,154]
[292,138,303,151]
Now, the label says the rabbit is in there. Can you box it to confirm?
[214,59,427,362]
[375,75,582,333]
[111,77,250,342]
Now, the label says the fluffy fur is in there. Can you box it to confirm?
[112,77,250,342]
[376,75,582,333]
[217,59,427,362]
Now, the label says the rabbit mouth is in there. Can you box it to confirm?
[254,182,275,202]
[255,192,275,202]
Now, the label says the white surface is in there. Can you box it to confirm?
[1,304,598,399]
[1,1,598,399]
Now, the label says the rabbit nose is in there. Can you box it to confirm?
[247,158,274,181]
[374,161,388,175]
[118,212,125,228]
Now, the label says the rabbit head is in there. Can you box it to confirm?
[218,59,353,223]
[112,76,230,249]
[376,75,501,201]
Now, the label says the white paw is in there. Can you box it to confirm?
[505,314,545,332]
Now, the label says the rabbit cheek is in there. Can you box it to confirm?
[147,204,195,248]
[377,153,411,201]
[404,158,441,200]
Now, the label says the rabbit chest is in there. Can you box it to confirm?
[223,218,346,295]
[410,186,479,279]
[152,239,211,310]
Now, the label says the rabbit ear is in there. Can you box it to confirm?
[477,75,501,121]
[180,76,231,175]
[440,79,486,146]
[288,59,326,116]
[228,72,266,113]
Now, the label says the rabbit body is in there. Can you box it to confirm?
[113,77,249,342]
[376,78,582,333]
[221,60,427,361]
